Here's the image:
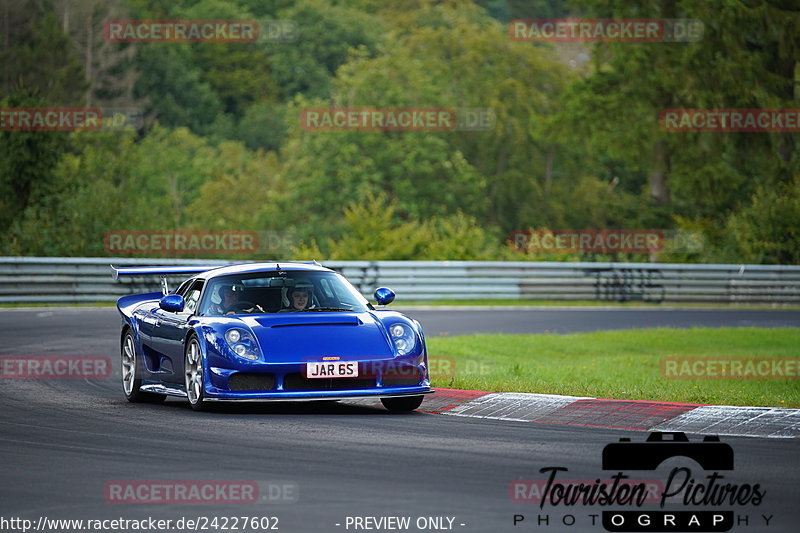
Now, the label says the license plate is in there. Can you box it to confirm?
[305,361,358,379]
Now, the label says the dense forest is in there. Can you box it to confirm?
[1,0,798,263]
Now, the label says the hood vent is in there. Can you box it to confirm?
[271,321,360,328]
[257,315,363,328]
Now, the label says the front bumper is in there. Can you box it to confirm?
[202,356,430,401]
[204,388,434,402]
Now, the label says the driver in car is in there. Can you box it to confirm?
[208,285,263,315]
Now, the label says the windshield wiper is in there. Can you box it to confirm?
[301,307,351,312]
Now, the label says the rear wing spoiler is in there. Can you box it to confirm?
[111,265,224,295]
[110,262,321,281]
[111,261,322,294]
[111,265,224,281]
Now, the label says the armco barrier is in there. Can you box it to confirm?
[0,257,799,304]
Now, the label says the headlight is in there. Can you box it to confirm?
[224,328,260,361]
[389,322,417,356]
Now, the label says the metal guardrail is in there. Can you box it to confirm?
[1,257,799,304]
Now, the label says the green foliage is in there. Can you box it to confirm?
[266,0,384,99]
[723,177,800,265]
[130,125,222,227]
[134,45,224,134]
[277,100,488,242]
[562,0,800,249]
[293,194,502,260]
[4,125,271,256]
[0,91,70,234]
[475,0,569,23]
[235,101,289,152]
[188,144,284,231]
[276,3,582,240]
[4,130,142,255]
[0,10,87,105]
[2,0,798,264]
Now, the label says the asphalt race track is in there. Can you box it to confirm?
[1,307,799,532]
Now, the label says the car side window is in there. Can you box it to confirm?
[175,278,194,297]
[319,278,334,299]
[182,280,204,314]
[330,278,358,306]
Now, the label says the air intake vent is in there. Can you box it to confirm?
[228,373,275,391]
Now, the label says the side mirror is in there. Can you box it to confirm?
[374,287,396,306]
[159,294,185,313]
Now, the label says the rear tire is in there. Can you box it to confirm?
[381,395,424,413]
[121,330,166,403]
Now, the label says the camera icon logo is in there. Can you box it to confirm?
[602,431,734,471]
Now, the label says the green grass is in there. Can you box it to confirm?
[427,328,800,408]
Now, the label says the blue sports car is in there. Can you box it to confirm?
[113,262,432,412]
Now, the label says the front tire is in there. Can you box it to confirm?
[121,331,166,403]
[381,395,424,413]
[184,336,209,411]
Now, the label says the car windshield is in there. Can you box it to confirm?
[199,270,369,316]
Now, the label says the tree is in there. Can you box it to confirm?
[373,2,577,231]
[0,8,86,104]
[276,94,488,242]
[6,125,226,256]
[723,176,800,264]
[134,45,225,134]
[265,0,384,100]
[179,0,278,116]
[0,90,70,235]
[234,100,288,152]
[4,129,142,256]
[187,143,284,232]
[563,0,800,215]
[54,0,139,108]
[276,2,584,240]
[293,193,502,260]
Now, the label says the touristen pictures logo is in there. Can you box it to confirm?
[511,432,771,532]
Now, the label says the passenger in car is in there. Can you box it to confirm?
[283,286,314,311]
